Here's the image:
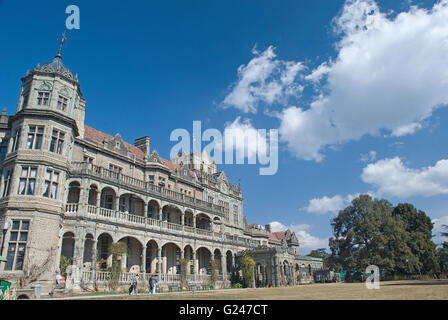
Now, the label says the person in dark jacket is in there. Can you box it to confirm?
[148,274,157,294]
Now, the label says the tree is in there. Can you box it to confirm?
[308,248,331,269]
[241,255,255,288]
[109,242,127,291]
[392,203,440,275]
[179,258,189,290]
[329,195,439,278]
[437,225,448,275]
[209,258,221,289]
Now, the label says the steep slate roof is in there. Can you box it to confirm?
[83,125,180,172]
[268,231,287,241]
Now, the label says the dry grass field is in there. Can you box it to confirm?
[90,280,448,300]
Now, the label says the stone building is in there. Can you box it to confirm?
[0,47,322,295]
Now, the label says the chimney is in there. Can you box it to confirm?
[134,136,150,157]
[0,109,8,125]
[265,224,271,233]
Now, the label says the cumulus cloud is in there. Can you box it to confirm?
[302,195,346,215]
[282,0,448,160]
[302,193,363,215]
[270,221,328,253]
[361,157,448,198]
[222,46,304,113]
[223,0,448,161]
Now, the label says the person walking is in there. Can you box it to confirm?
[148,274,158,294]
[129,274,138,295]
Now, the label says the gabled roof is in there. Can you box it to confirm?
[268,231,287,241]
[83,125,179,172]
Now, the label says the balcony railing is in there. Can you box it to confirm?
[70,162,226,217]
[80,271,228,285]
[65,204,259,247]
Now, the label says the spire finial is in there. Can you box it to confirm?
[56,31,68,58]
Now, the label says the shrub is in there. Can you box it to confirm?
[241,255,255,288]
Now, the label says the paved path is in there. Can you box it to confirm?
[43,287,263,300]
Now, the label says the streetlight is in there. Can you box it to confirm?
[1,220,11,263]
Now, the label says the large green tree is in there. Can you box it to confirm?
[329,195,439,277]
[437,225,448,274]
[392,203,439,274]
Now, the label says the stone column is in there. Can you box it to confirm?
[143,204,148,218]
[90,239,97,284]
[181,213,185,226]
[193,251,199,275]
[158,208,162,221]
[221,254,227,277]
[157,248,162,279]
[96,192,101,208]
[114,196,120,211]
[273,257,280,287]
[142,245,147,273]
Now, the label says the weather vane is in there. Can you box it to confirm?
[57,31,68,56]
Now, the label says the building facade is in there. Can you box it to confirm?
[0,49,322,295]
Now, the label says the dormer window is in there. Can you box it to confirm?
[57,95,68,111]
[37,92,50,106]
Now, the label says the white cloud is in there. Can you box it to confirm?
[222,46,304,113]
[277,0,448,161]
[223,117,268,160]
[432,216,448,246]
[360,150,377,163]
[302,195,346,215]
[270,221,328,253]
[302,193,363,215]
[361,157,448,198]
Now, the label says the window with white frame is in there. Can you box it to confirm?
[2,168,13,197]
[43,169,59,199]
[26,126,44,150]
[18,166,37,195]
[57,95,68,111]
[49,129,65,154]
[37,91,50,106]
[11,128,21,152]
[5,220,29,271]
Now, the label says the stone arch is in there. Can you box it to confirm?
[67,181,81,203]
[196,247,212,275]
[145,239,159,274]
[82,234,95,269]
[184,209,194,227]
[100,187,117,210]
[61,232,75,264]
[97,233,114,269]
[118,236,143,272]
[88,184,99,206]
[162,242,182,275]
[147,199,160,219]
[118,193,145,216]
[162,204,182,224]
[196,213,211,231]
[226,250,234,273]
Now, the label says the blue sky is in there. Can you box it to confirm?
[1,0,448,253]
